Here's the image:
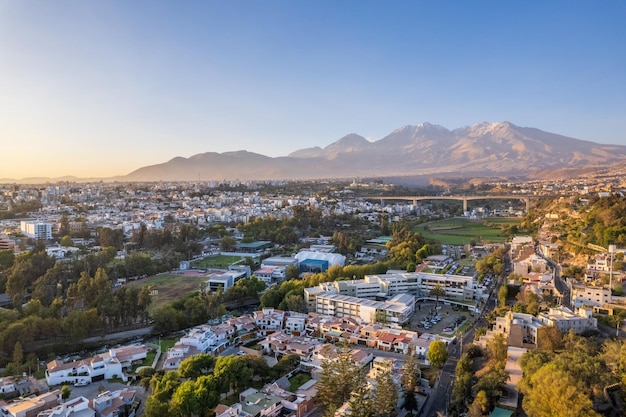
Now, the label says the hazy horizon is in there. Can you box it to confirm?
[2,1,625,179]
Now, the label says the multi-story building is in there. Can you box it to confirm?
[313,292,414,326]
[20,220,52,240]
[479,307,597,348]
[304,271,481,322]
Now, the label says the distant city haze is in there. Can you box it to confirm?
[1,1,624,179]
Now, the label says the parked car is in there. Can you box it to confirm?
[74,381,89,387]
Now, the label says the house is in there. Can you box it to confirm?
[0,377,17,396]
[0,389,60,417]
[163,343,201,370]
[92,389,136,417]
[253,308,285,336]
[239,388,283,417]
[36,396,94,417]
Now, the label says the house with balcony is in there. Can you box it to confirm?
[163,343,201,370]
[92,389,136,417]
[253,308,285,336]
[36,396,94,417]
[45,347,129,386]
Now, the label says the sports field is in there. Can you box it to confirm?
[192,254,250,269]
[414,217,523,245]
[126,272,208,311]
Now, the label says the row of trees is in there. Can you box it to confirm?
[316,342,408,417]
[449,336,509,417]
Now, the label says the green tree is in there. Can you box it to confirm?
[60,235,73,247]
[537,326,563,351]
[61,385,71,401]
[286,264,300,280]
[521,363,600,417]
[497,285,508,308]
[316,342,361,417]
[487,333,507,365]
[451,353,474,413]
[402,345,421,393]
[347,371,374,417]
[0,249,15,271]
[429,285,445,306]
[372,365,399,417]
[178,354,216,379]
[427,340,448,369]
[220,236,237,252]
[468,390,489,417]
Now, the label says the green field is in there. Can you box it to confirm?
[127,273,208,311]
[191,254,251,269]
[414,217,523,245]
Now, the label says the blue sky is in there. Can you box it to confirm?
[1,1,625,178]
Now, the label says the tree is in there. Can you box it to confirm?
[468,390,489,417]
[372,365,399,417]
[178,354,216,379]
[497,285,508,307]
[427,340,448,369]
[61,385,71,401]
[537,326,563,351]
[487,333,507,365]
[402,345,421,393]
[429,285,445,306]
[347,371,374,417]
[0,249,15,271]
[220,236,237,252]
[474,367,509,411]
[521,363,600,417]
[60,235,73,247]
[316,342,361,417]
[286,264,300,280]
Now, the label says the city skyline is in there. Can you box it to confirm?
[1,1,625,179]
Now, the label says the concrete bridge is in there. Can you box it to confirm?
[378,195,532,212]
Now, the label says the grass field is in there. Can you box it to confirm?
[414,217,524,245]
[289,372,312,391]
[126,273,208,311]
[191,254,250,269]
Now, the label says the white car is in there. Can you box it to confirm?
[74,381,89,387]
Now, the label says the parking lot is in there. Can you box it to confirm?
[409,302,470,337]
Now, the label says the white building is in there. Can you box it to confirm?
[304,271,481,316]
[37,396,94,417]
[179,324,217,352]
[313,292,414,326]
[45,346,146,386]
[20,220,52,240]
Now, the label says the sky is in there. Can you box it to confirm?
[1,1,625,179]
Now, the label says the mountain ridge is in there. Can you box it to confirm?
[3,121,625,183]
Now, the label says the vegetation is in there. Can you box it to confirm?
[414,217,524,245]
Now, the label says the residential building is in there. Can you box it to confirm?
[20,221,52,240]
[92,389,136,417]
[36,396,94,417]
[0,390,60,417]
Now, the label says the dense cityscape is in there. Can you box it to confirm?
[0,171,625,417]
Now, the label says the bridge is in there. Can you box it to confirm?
[377,195,532,212]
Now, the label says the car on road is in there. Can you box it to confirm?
[74,381,89,387]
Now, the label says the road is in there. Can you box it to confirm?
[420,261,501,416]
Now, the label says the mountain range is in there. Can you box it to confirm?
[4,121,626,183]
[122,121,626,182]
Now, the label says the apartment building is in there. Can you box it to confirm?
[313,292,414,326]
[19,220,52,240]
[479,307,596,348]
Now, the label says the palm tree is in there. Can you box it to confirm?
[430,285,445,306]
